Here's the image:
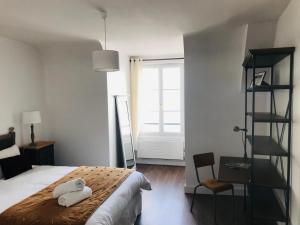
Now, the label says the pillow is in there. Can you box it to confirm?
[0,154,32,179]
[0,145,20,160]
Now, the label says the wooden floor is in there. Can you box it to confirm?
[135,164,250,225]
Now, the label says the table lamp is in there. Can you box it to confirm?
[22,111,41,145]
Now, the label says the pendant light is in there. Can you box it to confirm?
[92,10,119,72]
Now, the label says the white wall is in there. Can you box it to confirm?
[240,21,277,90]
[274,0,300,224]
[245,21,277,52]
[184,25,248,192]
[0,36,123,167]
[0,35,45,144]
[183,20,279,193]
[107,53,130,167]
[40,41,110,166]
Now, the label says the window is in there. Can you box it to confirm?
[140,62,184,135]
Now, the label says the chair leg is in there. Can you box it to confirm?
[190,185,200,212]
[243,184,247,211]
[232,188,235,225]
[213,193,217,225]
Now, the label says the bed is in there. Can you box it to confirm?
[0,128,150,225]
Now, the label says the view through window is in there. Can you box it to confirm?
[140,63,184,135]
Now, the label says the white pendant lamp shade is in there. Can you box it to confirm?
[93,9,120,72]
[93,50,119,72]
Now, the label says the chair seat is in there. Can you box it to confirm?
[201,179,233,193]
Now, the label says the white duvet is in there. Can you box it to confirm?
[0,166,151,225]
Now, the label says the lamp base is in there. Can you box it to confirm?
[30,124,35,145]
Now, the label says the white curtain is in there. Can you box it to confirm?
[130,57,143,149]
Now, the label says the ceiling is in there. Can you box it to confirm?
[0,0,289,57]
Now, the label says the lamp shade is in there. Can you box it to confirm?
[92,50,119,72]
[22,111,41,124]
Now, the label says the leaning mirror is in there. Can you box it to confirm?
[115,96,136,169]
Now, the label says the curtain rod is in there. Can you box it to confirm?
[143,57,184,61]
[130,57,184,62]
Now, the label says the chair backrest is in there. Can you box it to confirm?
[193,152,215,182]
[193,152,215,168]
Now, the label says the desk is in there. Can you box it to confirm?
[218,156,250,210]
[218,157,250,184]
[218,156,287,223]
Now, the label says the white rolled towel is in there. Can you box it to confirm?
[53,178,86,198]
[58,186,92,207]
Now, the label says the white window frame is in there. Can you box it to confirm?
[140,60,184,137]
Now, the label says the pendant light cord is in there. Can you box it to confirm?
[104,17,107,50]
[102,11,107,51]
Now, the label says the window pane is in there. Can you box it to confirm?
[141,64,183,134]
[142,68,159,89]
[164,112,180,124]
[144,90,159,111]
[142,124,159,133]
[163,67,180,89]
[164,125,181,133]
[144,111,159,124]
[163,90,180,111]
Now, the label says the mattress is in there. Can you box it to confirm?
[0,166,150,225]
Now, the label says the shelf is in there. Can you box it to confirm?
[247,112,290,123]
[253,222,277,225]
[246,135,288,156]
[243,47,295,68]
[246,85,291,92]
[242,47,293,224]
[219,158,286,188]
[251,187,286,222]
[252,159,287,189]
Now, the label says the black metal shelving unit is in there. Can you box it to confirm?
[243,47,295,225]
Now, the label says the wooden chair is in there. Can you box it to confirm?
[190,152,234,225]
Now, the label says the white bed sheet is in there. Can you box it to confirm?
[0,166,150,225]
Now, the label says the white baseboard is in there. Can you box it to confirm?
[136,158,185,166]
[184,184,246,196]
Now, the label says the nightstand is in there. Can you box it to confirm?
[22,141,55,165]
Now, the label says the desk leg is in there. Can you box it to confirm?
[243,184,247,211]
